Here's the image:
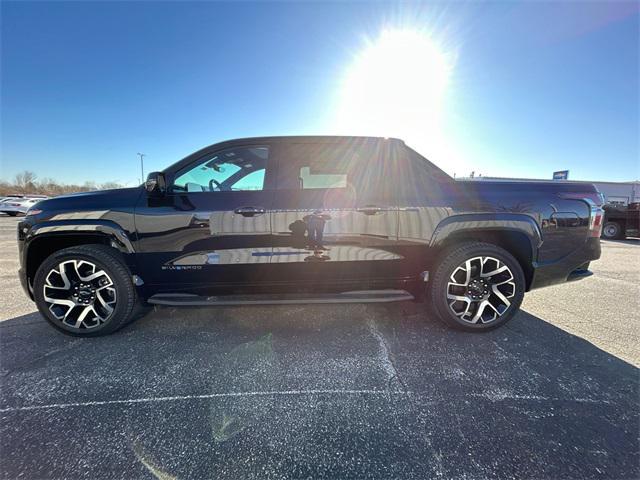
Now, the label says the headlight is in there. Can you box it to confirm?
[25,209,42,216]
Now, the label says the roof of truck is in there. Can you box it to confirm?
[212,135,406,144]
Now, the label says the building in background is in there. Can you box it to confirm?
[458,176,639,206]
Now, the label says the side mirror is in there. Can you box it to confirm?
[145,172,166,194]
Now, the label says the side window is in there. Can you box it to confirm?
[173,146,269,193]
[276,143,371,190]
[298,165,348,190]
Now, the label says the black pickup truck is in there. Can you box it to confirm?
[17,136,603,336]
[601,202,640,239]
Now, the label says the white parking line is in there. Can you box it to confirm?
[0,389,614,414]
[0,389,411,413]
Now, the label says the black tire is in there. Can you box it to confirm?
[33,245,139,336]
[429,242,525,332]
[7,212,18,216]
[601,221,623,240]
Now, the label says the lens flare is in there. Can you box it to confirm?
[335,28,456,161]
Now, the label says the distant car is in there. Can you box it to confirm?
[0,197,45,216]
[0,196,24,203]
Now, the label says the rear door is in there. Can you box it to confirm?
[268,138,402,289]
[396,146,455,279]
[134,142,279,292]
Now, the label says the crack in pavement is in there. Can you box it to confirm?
[367,318,406,392]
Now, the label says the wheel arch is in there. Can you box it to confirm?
[24,222,136,290]
[429,214,542,291]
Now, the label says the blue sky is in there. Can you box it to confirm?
[1,1,638,185]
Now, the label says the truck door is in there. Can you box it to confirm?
[396,146,454,280]
[134,142,279,292]
[268,138,402,290]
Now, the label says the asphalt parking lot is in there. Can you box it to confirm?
[0,215,638,479]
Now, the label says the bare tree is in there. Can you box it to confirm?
[0,173,123,197]
[100,181,122,190]
[14,171,37,194]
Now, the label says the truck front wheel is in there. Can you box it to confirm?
[33,245,139,336]
[429,242,526,332]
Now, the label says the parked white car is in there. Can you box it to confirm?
[0,197,46,216]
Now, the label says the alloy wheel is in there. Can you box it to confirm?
[43,260,116,329]
[446,256,516,324]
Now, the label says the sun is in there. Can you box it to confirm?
[335,28,454,148]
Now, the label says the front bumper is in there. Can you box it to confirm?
[529,237,601,290]
[18,267,33,300]
[17,219,34,300]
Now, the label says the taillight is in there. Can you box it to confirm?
[588,202,604,237]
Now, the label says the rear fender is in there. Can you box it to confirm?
[430,213,543,253]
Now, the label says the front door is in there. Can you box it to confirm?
[134,143,278,293]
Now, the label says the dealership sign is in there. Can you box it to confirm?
[553,170,569,180]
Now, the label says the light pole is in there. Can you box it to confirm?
[137,153,146,184]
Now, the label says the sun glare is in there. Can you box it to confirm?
[336,28,455,153]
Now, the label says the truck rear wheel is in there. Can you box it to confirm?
[429,242,525,332]
[602,221,623,240]
[33,245,139,336]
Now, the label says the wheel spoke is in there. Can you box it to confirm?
[447,291,467,300]
[93,305,110,322]
[493,276,514,286]
[464,260,472,285]
[481,265,508,278]
[95,289,115,314]
[470,300,489,323]
[45,262,71,290]
[44,296,75,307]
[74,305,94,328]
[492,284,513,306]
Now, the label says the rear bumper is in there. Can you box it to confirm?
[529,237,601,290]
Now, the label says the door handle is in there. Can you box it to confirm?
[190,213,210,227]
[357,205,390,215]
[234,206,266,217]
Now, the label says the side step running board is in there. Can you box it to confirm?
[147,290,414,306]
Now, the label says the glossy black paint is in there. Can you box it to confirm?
[18,136,601,301]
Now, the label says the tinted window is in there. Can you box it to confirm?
[275,140,401,205]
[173,146,269,193]
[276,142,378,191]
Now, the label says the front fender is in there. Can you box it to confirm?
[25,220,135,254]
